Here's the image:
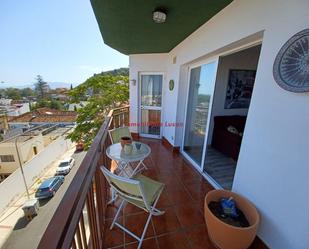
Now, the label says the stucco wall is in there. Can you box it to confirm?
[0,135,45,174]
[0,136,72,214]
[129,54,168,134]
[129,0,309,248]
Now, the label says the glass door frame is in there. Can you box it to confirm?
[138,72,164,139]
[181,57,219,173]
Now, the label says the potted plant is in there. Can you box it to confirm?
[204,190,260,249]
[120,136,132,148]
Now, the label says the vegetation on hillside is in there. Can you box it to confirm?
[1,68,129,148]
[95,67,129,77]
[0,87,35,100]
[0,75,67,110]
[32,99,64,110]
[68,68,129,149]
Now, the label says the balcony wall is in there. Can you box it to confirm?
[37,105,267,249]
[38,106,129,249]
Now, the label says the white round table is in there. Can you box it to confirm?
[106,142,151,204]
[106,141,151,163]
[106,141,151,177]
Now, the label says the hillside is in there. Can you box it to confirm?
[96,67,129,77]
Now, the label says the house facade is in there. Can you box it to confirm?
[0,134,45,179]
[0,99,30,117]
[91,0,309,248]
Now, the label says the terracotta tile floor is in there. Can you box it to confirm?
[103,138,267,249]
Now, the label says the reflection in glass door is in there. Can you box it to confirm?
[139,74,163,138]
[183,61,217,168]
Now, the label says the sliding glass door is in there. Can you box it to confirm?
[183,61,218,169]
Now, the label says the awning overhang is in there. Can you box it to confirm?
[90,0,233,55]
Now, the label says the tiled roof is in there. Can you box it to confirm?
[9,108,77,123]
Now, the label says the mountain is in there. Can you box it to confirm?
[0,83,32,89]
[0,67,129,90]
[0,82,73,89]
[48,82,72,89]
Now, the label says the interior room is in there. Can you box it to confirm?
[204,44,262,189]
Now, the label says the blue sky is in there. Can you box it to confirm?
[0,0,128,87]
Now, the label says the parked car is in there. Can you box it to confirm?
[35,176,64,199]
[56,158,75,175]
[75,142,84,152]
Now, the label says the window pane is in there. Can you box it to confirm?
[141,75,162,106]
[183,62,217,166]
[141,110,161,135]
[0,155,15,162]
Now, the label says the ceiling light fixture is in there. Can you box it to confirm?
[153,9,167,23]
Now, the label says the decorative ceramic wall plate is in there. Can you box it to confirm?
[169,80,174,91]
[273,29,309,92]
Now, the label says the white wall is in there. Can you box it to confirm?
[0,135,45,174]
[0,136,72,214]
[129,54,168,133]
[0,99,12,105]
[129,1,309,248]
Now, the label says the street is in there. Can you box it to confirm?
[0,147,87,249]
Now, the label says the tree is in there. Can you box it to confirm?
[68,74,129,149]
[0,89,5,98]
[70,84,73,90]
[32,99,64,110]
[33,99,49,109]
[5,88,21,100]
[34,75,49,99]
[50,99,63,110]
[97,67,129,77]
[21,87,35,98]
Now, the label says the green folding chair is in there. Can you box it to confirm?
[108,126,134,177]
[101,166,165,249]
[108,126,132,144]
[108,126,148,177]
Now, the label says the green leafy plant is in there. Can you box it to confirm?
[68,74,129,149]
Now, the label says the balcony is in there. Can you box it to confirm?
[37,106,267,249]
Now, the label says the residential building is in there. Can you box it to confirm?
[42,84,51,94]
[0,125,73,218]
[50,93,69,101]
[0,124,71,181]
[0,98,12,106]
[16,1,308,249]
[0,133,44,179]
[88,1,308,248]
[8,107,77,129]
[0,99,30,116]
[53,87,69,94]
[68,101,88,111]
[5,103,30,116]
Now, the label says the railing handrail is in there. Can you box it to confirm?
[38,105,129,249]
